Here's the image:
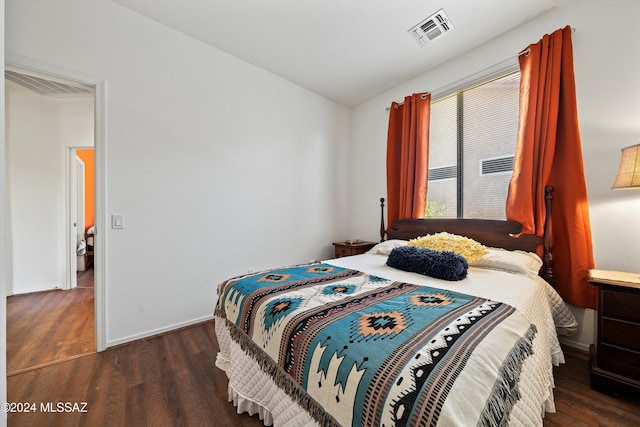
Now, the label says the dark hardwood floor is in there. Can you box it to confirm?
[545,346,640,426]
[7,320,264,427]
[77,267,94,288]
[6,318,640,426]
[6,267,95,375]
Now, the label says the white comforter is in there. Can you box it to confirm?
[215,252,577,426]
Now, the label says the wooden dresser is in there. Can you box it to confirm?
[589,269,640,396]
[333,241,376,258]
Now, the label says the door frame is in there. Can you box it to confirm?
[6,53,107,352]
[67,149,86,290]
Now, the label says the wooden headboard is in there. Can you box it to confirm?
[380,186,555,284]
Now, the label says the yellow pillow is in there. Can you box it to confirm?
[407,232,489,263]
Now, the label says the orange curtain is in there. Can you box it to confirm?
[506,26,595,309]
[386,93,430,228]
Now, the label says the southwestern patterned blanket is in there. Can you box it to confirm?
[216,263,537,427]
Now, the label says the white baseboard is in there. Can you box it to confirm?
[8,285,64,297]
[558,336,591,353]
[105,314,215,348]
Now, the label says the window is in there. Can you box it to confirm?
[426,70,520,220]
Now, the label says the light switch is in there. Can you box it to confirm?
[112,214,125,229]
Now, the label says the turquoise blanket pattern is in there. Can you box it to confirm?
[216,263,535,427]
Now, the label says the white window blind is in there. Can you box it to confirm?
[427,71,520,219]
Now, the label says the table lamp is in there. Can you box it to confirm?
[612,144,640,190]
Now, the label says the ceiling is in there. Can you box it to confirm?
[111,0,571,107]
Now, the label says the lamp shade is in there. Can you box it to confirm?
[612,143,640,190]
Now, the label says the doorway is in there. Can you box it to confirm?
[71,148,96,288]
[4,61,105,373]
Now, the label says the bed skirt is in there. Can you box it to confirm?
[216,316,319,426]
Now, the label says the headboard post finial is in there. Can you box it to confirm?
[543,186,555,285]
[380,197,386,242]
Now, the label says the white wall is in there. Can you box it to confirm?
[5,82,94,294]
[349,0,640,351]
[1,0,8,423]
[5,0,351,346]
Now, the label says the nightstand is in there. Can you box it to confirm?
[333,241,376,258]
[589,269,640,396]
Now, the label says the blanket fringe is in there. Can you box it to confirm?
[223,317,341,427]
[477,324,538,427]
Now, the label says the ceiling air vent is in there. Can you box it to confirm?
[408,9,454,46]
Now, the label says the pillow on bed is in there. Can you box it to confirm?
[387,246,468,281]
[367,239,408,255]
[470,247,543,278]
[407,232,489,263]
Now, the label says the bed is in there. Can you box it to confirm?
[214,187,577,426]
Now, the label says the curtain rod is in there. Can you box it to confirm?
[385,55,516,111]
[384,56,515,111]
[385,27,576,111]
